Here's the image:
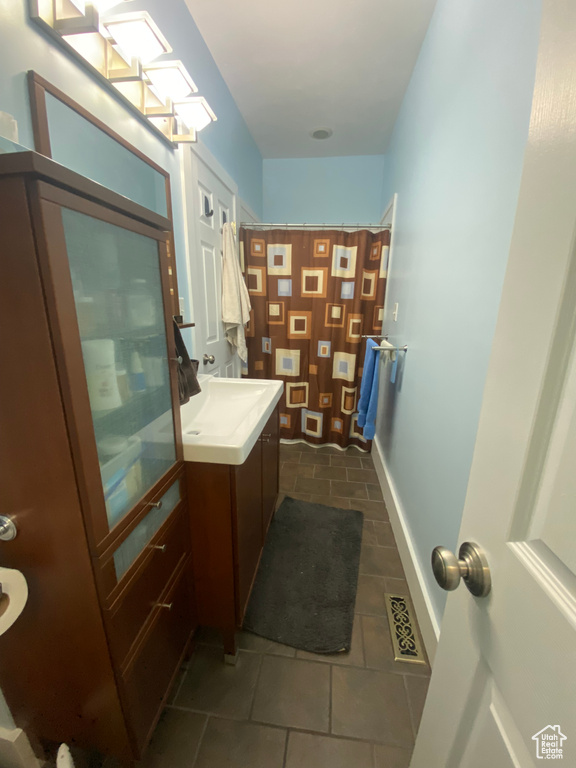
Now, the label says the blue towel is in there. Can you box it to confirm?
[357,338,380,440]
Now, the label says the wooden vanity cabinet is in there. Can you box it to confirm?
[233,438,266,621]
[186,406,280,655]
[261,408,280,538]
[0,153,197,765]
[120,555,195,749]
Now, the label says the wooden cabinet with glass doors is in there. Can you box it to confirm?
[0,151,196,765]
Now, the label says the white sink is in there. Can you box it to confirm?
[180,374,283,465]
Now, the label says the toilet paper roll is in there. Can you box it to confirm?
[57,744,76,768]
[0,567,28,636]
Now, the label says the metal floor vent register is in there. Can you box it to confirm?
[384,594,426,665]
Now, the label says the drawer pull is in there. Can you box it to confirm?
[157,602,173,610]
[151,544,166,553]
[147,501,163,509]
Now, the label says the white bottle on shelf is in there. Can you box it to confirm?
[127,279,156,328]
[81,339,122,411]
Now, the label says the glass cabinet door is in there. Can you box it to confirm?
[60,207,176,534]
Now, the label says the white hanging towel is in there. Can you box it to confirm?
[221,222,252,362]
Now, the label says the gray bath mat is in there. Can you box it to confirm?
[243,496,363,654]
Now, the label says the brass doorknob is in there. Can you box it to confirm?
[431,542,491,597]
[203,354,215,365]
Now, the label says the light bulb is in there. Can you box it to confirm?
[144,61,197,102]
[103,12,171,64]
[174,98,216,132]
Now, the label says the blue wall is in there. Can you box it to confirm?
[377,0,541,625]
[263,155,387,223]
[0,0,262,325]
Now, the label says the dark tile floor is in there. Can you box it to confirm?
[142,443,431,768]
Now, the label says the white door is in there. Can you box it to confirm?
[412,2,576,766]
[181,144,240,378]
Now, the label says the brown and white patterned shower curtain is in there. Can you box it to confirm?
[239,228,389,450]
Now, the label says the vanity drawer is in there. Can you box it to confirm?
[113,478,183,583]
[98,475,185,599]
[107,510,190,665]
[121,559,195,754]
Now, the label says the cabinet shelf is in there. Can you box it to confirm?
[81,327,165,343]
[93,385,170,431]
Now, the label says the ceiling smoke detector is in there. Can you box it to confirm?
[311,128,333,140]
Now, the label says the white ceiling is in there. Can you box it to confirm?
[185,0,437,158]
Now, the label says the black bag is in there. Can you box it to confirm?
[173,320,201,405]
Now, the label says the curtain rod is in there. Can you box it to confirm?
[239,222,391,230]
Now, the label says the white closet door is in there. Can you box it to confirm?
[181,144,239,379]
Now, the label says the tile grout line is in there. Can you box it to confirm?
[166,704,247,718]
[255,719,382,744]
[328,662,333,735]
[282,728,291,768]
[248,652,265,722]
[402,672,419,741]
[168,693,381,728]
[276,725,386,746]
[190,713,210,768]
[169,666,188,705]
[236,645,427,676]
[359,614,367,670]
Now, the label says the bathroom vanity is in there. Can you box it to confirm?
[181,375,282,656]
[0,152,195,764]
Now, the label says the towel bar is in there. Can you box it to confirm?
[360,335,408,355]
[374,344,408,353]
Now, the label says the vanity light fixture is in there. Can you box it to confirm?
[174,97,217,132]
[143,61,198,103]
[54,2,99,33]
[103,12,171,64]
[61,29,109,73]
[89,0,133,14]
[56,5,111,74]
[55,0,86,17]
[29,0,215,145]
[148,116,197,144]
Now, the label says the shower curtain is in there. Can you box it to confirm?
[239,227,389,450]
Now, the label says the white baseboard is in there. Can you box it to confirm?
[0,728,43,768]
[371,436,440,663]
